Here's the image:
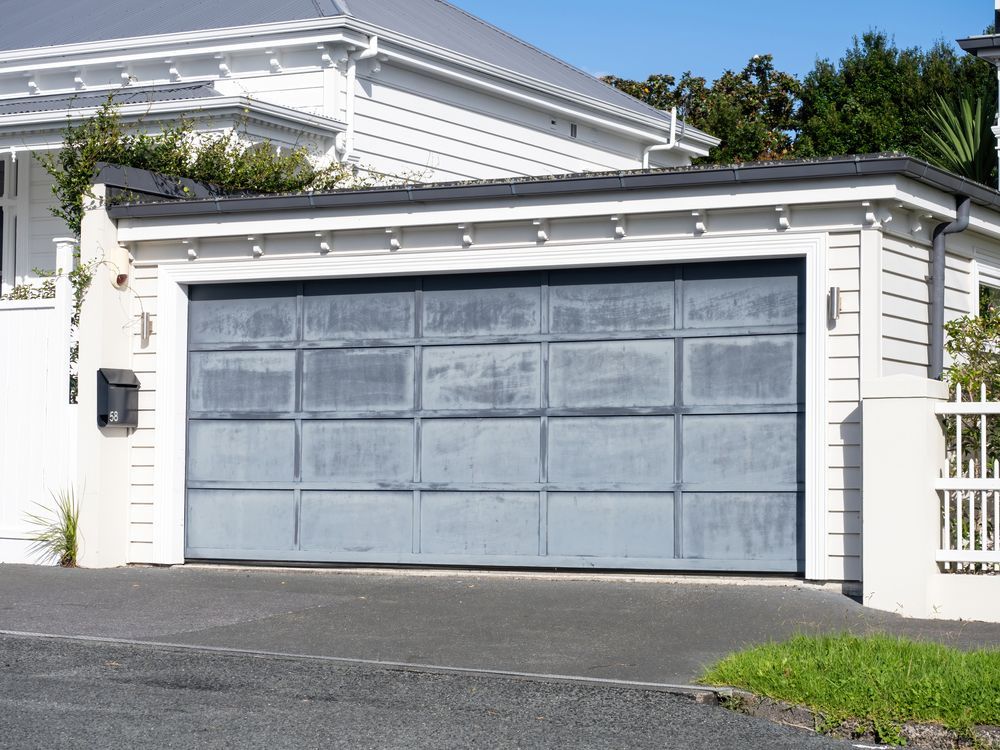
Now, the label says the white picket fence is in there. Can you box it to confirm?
[0,241,77,564]
[935,384,1000,572]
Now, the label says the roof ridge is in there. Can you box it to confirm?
[429,0,674,126]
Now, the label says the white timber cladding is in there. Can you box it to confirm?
[826,231,862,582]
[881,232,975,377]
[119,206,838,578]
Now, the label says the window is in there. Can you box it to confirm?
[0,155,16,294]
[974,256,1000,319]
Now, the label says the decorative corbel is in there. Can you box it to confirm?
[775,205,791,231]
[862,201,880,229]
[533,219,549,244]
[386,227,401,252]
[458,224,475,249]
[182,238,199,261]
[692,210,707,236]
[26,77,38,95]
[73,73,86,91]
[316,231,333,255]
[911,212,933,237]
[248,236,265,259]
[611,215,627,240]
[215,54,232,77]
[267,51,283,74]
[168,66,182,83]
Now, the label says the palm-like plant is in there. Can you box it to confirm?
[920,94,997,186]
[24,488,81,567]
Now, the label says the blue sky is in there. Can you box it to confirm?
[450,1,992,81]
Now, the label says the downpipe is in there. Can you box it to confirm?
[642,107,685,168]
[930,195,971,380]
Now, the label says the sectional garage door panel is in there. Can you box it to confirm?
[186,260,805,571]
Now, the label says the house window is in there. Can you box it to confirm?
[981,283,1000,318]
[0,155,16,294]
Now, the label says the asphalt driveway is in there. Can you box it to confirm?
[1,564,998,686]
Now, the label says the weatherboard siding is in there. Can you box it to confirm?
[826,231,862,582]
[881,234,973,378]
[351,67,676,181]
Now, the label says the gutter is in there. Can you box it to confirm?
[929,195,972,380]
[106,155,1000,220]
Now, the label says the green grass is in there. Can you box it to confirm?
[700,633,1000,743]
[24,487,80,567]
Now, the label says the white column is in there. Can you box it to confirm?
[861,375,948,618]
[75,186,134,568]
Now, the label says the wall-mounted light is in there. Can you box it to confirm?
[828,286,842,322]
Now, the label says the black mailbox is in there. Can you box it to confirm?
[97,368,141,428]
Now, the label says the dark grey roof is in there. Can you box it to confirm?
[106,154,1000,220]
[0,0,682,130]
[958,34,1000,55]
[0,83,219,117]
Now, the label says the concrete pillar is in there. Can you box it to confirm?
[75,185,134,568]
[862,374,949,618]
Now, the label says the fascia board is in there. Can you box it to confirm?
[114,178,903,243]
[0,97,345,140]
[0,17,716,148]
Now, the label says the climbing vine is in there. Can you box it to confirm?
[5,94,382,402]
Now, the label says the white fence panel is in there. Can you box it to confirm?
[935,384,1000,572]
[0,242,76,565]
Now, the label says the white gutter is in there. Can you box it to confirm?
[641,108,687,168]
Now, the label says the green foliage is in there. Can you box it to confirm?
[605,29,998,183]
[920,95,998,184]
[0,277,56,301]
[701,633,1000,743]
[24,488,81,567]
[604,54,799,163]
[37,95,354,236]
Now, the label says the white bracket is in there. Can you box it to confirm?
[214,54,232,77]
[26,77,38,95]
[248,236,264,259]
[775,205,791,231]
[386,227,401,252]
[168,66,182,82]
[611,215,627,240]
[316,231,333,255]
[73,74,86,91]
[458,224,475,249]
[862,201,881,229]
[533,219,550,244]
[182,238,199,261]
[267,51,283,74]
[692,210,707,236]
[911,212,934,236]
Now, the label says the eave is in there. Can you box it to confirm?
[0,95,345,148]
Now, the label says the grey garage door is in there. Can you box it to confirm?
[185,260,804,572]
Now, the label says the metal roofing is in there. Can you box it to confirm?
[106,154,1000,220]
[0,83,219,117]
[0,0,680,129]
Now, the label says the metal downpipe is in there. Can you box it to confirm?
[930,195,972,380]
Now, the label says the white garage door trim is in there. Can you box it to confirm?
[152,232,829,577]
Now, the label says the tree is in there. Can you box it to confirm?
[604,29,998,181]
[603,54,799,164]
[794,32,996,158]
[920,95,997,184]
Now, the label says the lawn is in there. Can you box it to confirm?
[700,633,1000,744]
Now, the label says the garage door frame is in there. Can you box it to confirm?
[151,232,829,576]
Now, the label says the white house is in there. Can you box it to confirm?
[3,1,1000,623]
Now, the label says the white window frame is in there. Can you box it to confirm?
[973,253,1000,314]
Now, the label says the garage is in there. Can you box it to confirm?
[184,259,804,572]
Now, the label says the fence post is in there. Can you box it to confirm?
[862,374,949,618]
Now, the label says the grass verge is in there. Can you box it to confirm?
[700,633,1000,744]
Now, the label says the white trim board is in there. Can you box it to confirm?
[151,232,829,578]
